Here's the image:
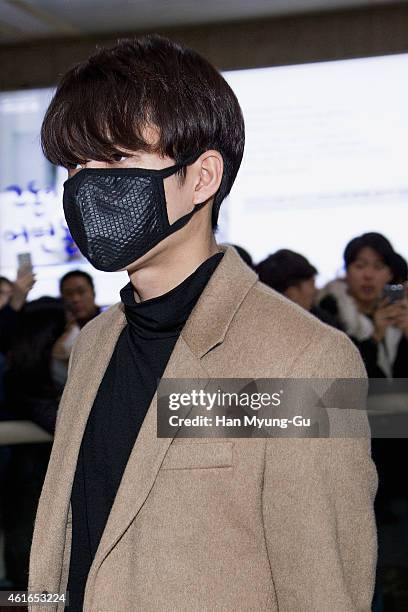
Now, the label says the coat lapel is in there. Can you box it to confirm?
[85,335,208,602]
[182,245,258,357]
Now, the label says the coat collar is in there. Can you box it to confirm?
[180,244,258,357]
[113,244,258,357]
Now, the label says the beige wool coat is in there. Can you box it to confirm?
[29,245,377,612]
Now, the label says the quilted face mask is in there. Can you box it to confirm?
[63,155,206,272]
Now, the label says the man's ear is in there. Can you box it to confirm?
[192,150,223,205]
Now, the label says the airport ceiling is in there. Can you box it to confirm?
[0,0,397,45]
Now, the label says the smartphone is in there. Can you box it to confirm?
[382,283,405,303]
[17,252,33,273]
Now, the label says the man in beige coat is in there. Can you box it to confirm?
[29,35,377,611]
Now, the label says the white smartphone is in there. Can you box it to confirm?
[17,252,33,273]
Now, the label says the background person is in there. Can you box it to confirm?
[51,271,101,387]
[0,277,13,310]
[4,297,66,434]
[319,232,408,539]
[318,232,408,378]
[59,270,101,329]
[1,297,66,590]
[256,249,342,328]
[0,267,36,356]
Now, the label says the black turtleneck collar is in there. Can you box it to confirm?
[120,251,224,339]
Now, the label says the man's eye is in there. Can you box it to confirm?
[111,154,127,162]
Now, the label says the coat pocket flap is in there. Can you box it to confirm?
[161,441,233,470]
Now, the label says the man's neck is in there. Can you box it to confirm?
[128,234,220,302]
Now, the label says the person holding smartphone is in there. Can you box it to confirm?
[319,232,408,378]
[0,256,36,355]
[318,234,408,551]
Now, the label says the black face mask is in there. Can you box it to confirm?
[62,155,206,272]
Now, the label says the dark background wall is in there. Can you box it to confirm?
[1,3,408,91]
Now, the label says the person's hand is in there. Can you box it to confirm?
[393,300,408,339]
[64,307,76,325]
[9,267,36,311]
[52,320,80,360]
[372,298,402,343]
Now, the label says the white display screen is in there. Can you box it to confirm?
[0,52,407,304]
[223,53,408,283]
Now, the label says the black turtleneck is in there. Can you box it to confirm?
[66,251,223,610]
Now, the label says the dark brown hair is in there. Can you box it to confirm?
[256,249,317,293]
[41,34,245,229]
[343,233,395,269]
